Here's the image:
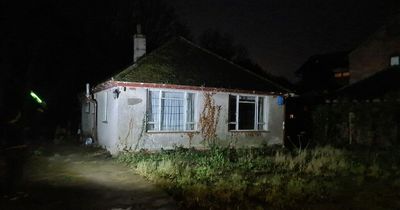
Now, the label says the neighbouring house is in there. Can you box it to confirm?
[336,66,400,100]
[349,14,400,84]
[309,15,400,146]
[333,14,400,99]
[297,15,400,94]
[82,28,291,154]
[286,52,349,146]
[295,51,349,95]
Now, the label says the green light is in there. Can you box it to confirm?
[30,91,43,104]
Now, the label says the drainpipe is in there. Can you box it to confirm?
[282,97,286,148]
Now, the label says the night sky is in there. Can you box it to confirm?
[170,0,400,80]
[1,0,399,126]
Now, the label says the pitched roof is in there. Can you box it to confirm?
[334,66,400,99]
[296,51,348,76]
[349,13,400,58]
[112,37,289,93]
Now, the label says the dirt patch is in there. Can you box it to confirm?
[0,145,176,210]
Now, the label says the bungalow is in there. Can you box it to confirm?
[82,27,291,154]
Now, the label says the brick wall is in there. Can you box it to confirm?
[349,20,400,83]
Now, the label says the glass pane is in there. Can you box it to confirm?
[391,56,399,66]
[187,93,195,124]
[239,102,255,130]
[229,123,236,130]
[228,95,237,126]
[162,91,184,99]
[186,123,195,130]
[239,96,255,102]
[147,123,155,131]
[161,92,184,131]
[148,91,160,130]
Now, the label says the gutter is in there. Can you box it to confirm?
[93,80,292,96]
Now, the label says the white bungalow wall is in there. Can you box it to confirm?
[94,89,120,154]
[96,85,285,154]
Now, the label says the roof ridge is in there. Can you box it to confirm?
[349,14,400,57]
[177,36,291,93]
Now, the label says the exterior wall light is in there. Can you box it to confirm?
[113,89,121,99]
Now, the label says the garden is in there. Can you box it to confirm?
[117,145,400,209]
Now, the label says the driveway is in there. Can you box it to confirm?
[0,145,177,210]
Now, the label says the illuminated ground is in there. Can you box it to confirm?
[0,145,176,210]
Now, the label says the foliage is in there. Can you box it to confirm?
[312,99,400,146]
[117,145,400,209]
[199,92,221,146]
[198,29,241,61]
[197,29,293,91]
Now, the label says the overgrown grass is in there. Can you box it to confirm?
[117,146,400,209]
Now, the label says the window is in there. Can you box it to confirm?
[147,90,196,131]
[390,56,400,66]
[102,92,108,122]
[334,71,350,78]
[334,72,342,78]
[228,95,267,131]
[342,72,350,77]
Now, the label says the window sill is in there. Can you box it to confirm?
[146,131,200,134]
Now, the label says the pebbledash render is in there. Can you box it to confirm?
[82,27,291,155]
[92,81,286,154]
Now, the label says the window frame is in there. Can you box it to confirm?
[146,89,197,132]
[228,94,268,131]
[390,55,400,66]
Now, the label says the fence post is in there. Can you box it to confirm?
[349,112,355,145]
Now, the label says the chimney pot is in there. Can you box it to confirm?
[85,83,90,98]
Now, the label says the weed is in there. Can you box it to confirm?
[117,145,397,209]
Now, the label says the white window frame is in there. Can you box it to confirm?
[390,55,400,66]
[147,89,197,132]
[228,94,268,131]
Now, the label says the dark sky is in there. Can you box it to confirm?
[1,0,399,125]
[169,0,400,80]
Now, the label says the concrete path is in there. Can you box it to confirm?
[0,145,177,210]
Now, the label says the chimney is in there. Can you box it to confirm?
[133,24,146,63]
